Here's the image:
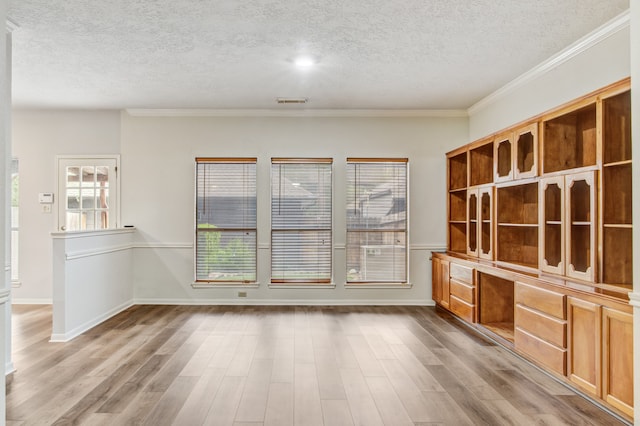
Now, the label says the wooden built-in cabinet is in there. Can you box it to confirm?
[439,78,633,422]
[494,123,538,183]
[467,186,493,259]
[539,172,597,282]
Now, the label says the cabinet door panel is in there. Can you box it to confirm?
[565,172,596,282]
[602,307,634,417]
[539,176,565,275]
[567,297,601,396]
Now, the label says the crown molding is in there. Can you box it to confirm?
[468,9,630,116]
[6,18,19,33]
[125,108,468,118]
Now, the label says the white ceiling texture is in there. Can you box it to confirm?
[8,1,630,110]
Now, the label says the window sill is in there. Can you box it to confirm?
[344,282,413,289]
[269,283,336,289]
[191,282,261,289]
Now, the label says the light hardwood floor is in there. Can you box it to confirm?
[7,304,628,425]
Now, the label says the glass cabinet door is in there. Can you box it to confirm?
[467,190,478,257]
[479,187,493,260]
[539,176,564,275]
[566,172,596,282]
[494,133,513,183]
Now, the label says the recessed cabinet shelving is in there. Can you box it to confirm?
[601,90,632,286]
[496,182,538,268]
[470,140,494,186]
[439,79,633,422]
[448,150,468,253]
[543,104,597,174]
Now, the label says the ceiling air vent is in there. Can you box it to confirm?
[276,97,308,104]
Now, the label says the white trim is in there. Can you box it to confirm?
[268,284,337,289]
[49,301,133,342]
[410,244,447,251]
[11,281,21,289]
[628,292,640,308]
[6,361,16,376]
[134,298,433,306]
[6,18,19,33]
[344,283,413,289]
[133,242,192,249]
[191,282,261,289]
[65,243,132,261]
[258,243,270,250]
[468,10,631,115]
[51,227,135,239]
[11,298,52,305]
[126,108,468,118]
[0,289,10,305]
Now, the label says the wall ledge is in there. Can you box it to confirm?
[51,227,135,239]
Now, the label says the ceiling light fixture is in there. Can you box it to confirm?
[294,56,315,68]
[276,97,308,104]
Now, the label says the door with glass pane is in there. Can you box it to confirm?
[57,157,118,231]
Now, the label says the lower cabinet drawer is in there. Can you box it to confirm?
[450,263,473,284]
[515,304,566,348]
[515,282,566,320]
[450,279,475,304]
[450,295,475,323]
[515,327,567,376]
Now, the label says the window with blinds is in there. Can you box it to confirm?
[195,158,257,283]
[271,158,332,283]
[346,158,408,283]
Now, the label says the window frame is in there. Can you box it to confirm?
[56,155,120,232]
[270,157,333,285]
[194,157,258,285]
[345,157,409,285]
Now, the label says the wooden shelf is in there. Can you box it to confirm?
[603,91,631,164]
[449,190,467,222]
[543,103,596,174]
[497,183,538,225]
[470,141,494,186]
[603,163,632,225]
[479,272,515,342]
[449,152,468,191]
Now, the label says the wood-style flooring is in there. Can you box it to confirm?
[6,304,628,425]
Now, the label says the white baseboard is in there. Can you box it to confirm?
[50,300,134,342]
[12,298,53,305]
[134,298,435,307]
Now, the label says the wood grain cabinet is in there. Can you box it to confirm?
[567,298,634,418]
[539,171,596,282]
[494,123,538,183]
[432,256,450,309]
[515,282,567,375]
[440,79,633,422]
[449,263,475,323]
[467,187,493,260]
[448,150,468,254]
[602,307,634,418]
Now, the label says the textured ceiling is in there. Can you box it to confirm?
[8,0,630,110]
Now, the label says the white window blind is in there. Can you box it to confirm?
[271,158,332,283]
[195,158,257,283]
[346,158,408,283]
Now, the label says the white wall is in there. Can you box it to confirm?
[11,110,121,303]
[629,1,640,423]
[469,17,630,140]
[51,229,134,341]
[121,113,467,304]
[2,4,10,421]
